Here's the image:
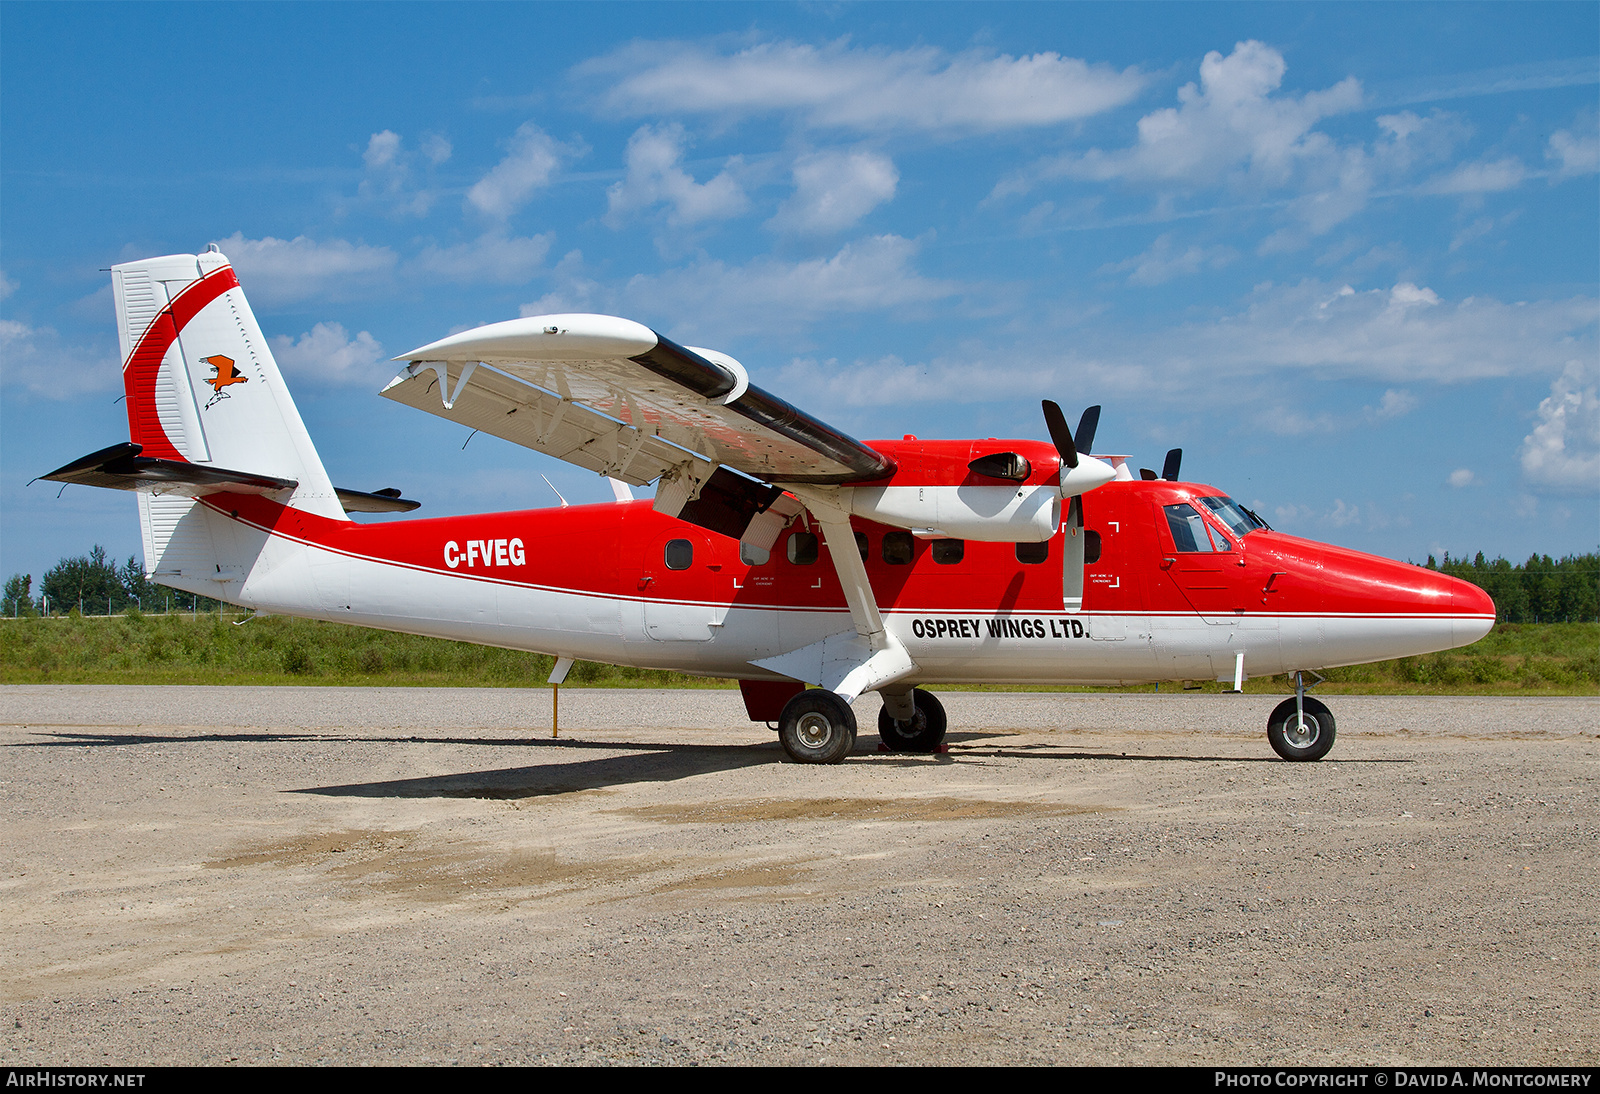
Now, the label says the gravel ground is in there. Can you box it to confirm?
[2,685,1596,1066]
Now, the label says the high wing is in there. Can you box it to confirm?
[383,314,894,492]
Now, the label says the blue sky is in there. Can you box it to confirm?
[2,2,1596,586]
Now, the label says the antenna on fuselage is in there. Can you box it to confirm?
[540,474,570,508]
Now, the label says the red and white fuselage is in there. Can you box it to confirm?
[45,249,1495,763]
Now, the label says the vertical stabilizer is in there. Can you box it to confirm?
[112,250,345,520]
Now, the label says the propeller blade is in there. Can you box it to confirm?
[1161,448,1183,482]
[1139,468,1158,481]
[1041,400,1079,469]
[1073,406,1101,455]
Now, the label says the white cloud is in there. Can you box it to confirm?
[766,280,1595,418]
[1146,280,1595,384]
[363,129,402,171]
[605,124,748,229]
[1449,216,1495,252]
[419,133,453,166]
[1548,114,1599,177]
[1520,358,1600,493]
[410,231,553,283]
[996,43,1484,238]
[357,130,447,217]
[580,38,1146,132]
[211,232,398,306]
[1099,233,1237,286]
[0,268,17,301]
[1367,388,1418,420]
[519,250,607,316]
[1420,156,1527,194]
[0,319,119,398]
[268,323,386,386]
[616,235,959,338]
[1447,468,1477,488]
[1256,406,1341,436]
[767,149,898,235]
[467,122,571,219]
[1325,499,1361,527]
[1014,41,1362,191]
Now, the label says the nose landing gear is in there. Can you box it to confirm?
[1267,670,1335,761]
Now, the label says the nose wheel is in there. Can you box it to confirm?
[1267,694,1336,761]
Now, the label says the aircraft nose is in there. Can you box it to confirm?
[1448,573,1496,646]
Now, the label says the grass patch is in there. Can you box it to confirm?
[0,612,731,689]
[0,615,1593,695]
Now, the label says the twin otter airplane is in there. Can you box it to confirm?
[46,249,1495,764]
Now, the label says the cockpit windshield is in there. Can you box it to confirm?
[1197,495,1266,536]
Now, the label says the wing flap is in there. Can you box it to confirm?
[381,358,701,487]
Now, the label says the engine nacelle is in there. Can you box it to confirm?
[847,484,1061,542]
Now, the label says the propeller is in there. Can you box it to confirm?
[1043,399,1114,616]
[1161,448,1183,482]
[1074,405,1100,455]
[1041,399,1078,469]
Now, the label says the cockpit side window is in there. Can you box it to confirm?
[1164,503,1232,552]
[1164,504,1213,552]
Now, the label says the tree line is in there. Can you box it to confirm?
[1423,551,1597,623]
[4,544,1595,623]
[4,546,220,617]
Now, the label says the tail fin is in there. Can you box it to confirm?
[111,249,345,520]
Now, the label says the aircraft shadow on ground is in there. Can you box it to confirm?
[298,738,785,800]
[13,729,1407,802]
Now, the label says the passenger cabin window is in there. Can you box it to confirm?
[854,531,869,561]
[1085,530,1102,564]
[787,532,818,565]
[932,539,964,565]
[1163,504,1230,552]
[1016,541,1049,565]
[882,531,914,565]
[664,539,694,570]
[739,542,770,566]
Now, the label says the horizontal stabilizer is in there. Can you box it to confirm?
[334,486,421,514]
[42,442,297,496]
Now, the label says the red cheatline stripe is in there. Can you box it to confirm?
[121,265,241,462]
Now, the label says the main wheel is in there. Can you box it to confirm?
[1267,696,1336,762]
[778,690,857,764]
[877,688,948,752]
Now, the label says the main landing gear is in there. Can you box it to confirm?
[777,690,858,764]
[1267,670,1336,761]
[877,688,948,753]
[776,687,950,763]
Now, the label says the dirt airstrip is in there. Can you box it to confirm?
[1,685,1596,1066]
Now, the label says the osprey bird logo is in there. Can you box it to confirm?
[201,354,247,409]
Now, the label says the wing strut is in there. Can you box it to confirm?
[750,485,917,702]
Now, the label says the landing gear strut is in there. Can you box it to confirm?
[777,690,858,764]
[877,688,948,752]
[1267,670,1335,761]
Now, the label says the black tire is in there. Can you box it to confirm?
[877,688,948,752]
[778,690,857,764]
[1267,696,1336,761]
